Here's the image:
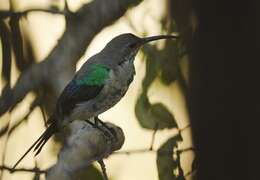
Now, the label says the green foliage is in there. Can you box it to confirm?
[76,165,104,180]
[141,45,160,92]
[157,134,184,180]
[135,92,177,129]
[159,40,179,85]
[141,40,185,87]
[135,39,185,130]
[136,41,181,130]
[135,11,190,178]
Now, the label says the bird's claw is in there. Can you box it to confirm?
[94,117,117,143]
[84,118,117,144]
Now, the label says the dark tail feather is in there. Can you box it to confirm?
[12,122,57,169]
[33,123,57,156]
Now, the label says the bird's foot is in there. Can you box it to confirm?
[84,118,117,143]
[94,117,117,142]
[84,119,104,132]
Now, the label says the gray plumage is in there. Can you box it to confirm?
[13,33,178,168]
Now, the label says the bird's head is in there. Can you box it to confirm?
[102,33,178,65]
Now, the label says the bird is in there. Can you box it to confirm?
[13,33,178,168]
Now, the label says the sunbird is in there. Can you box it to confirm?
[13,33,178,168]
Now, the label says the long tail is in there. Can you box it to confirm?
[12,119,58,169]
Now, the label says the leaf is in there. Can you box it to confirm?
[0,20,12,83]
[159,40,179,85]
[135,93,151,128]
[77,165,103,180]
[142,45,160,92]
[150,103,178,128]
[142,39,180,86]
[135,93,178,129]
[157,134,183,180]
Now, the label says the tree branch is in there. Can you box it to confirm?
[46,120,125,180]
[0,165,46,174]
[114,147,194,155]
[115,125,193,155]
[0,8,65,19]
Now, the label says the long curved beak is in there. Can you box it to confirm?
[141,34,178,44]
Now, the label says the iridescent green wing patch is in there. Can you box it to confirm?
[76,64,110,86]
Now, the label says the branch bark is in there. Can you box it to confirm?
[46,120,124,180]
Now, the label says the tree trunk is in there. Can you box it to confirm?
[188,0,256,179]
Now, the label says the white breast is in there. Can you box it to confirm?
[106,60,135,90]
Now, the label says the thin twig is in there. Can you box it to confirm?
[64,0,72,14]
[115,147,194,155]
[178,124,190,134]
[0,8,65,19]
[115,148,154,155]
[0,165,46,174]
[116,125,193,155]
[176,147,195,154]
[98,160,109,180]
[149,124,158,150]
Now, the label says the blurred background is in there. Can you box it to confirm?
[0,0,194,180]
[1,0,255,180]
